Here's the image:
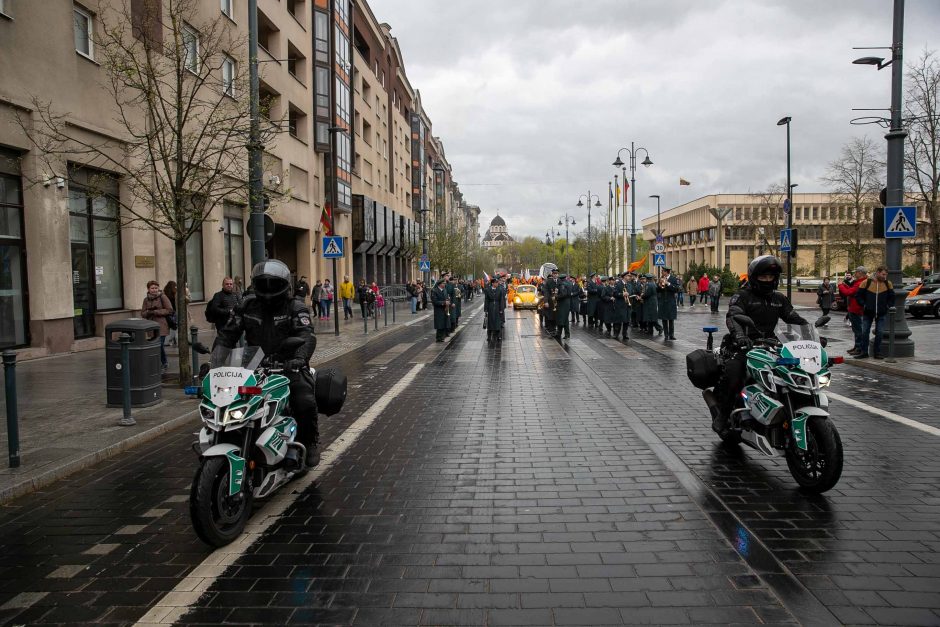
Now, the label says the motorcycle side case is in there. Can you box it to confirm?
[686,349,720,389]
[314,367,347,416]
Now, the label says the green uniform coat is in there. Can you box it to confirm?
[431,285,450,330]
[657,275,680,321]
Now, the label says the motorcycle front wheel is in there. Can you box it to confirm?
[785,417,843,493]
[189,457,253,547]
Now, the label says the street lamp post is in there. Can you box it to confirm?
[777,116,793,302]
[557,214,577,275]
[853,0,914,357]
[650,194,661,276]
[577,193,602,276]
[613,143,653,271]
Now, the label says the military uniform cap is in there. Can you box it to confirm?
[589,272,597,277]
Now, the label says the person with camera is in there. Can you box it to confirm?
[713,256,808,438]
[838,267,867,356]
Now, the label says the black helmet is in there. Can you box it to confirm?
[747,255,783,295]
[250,259,292,301]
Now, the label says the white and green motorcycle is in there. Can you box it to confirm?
[190,339,343,547]
[687,316,844,493]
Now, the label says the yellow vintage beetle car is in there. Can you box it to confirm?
[512,284,539,310]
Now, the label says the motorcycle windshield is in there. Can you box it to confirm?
[775,322,824,374]
[210,345,265,370]
[774,322,820,344]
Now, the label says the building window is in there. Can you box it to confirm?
[223,213,245,285]
[314,10,329,64]
[335,25,350,72]
[222,55,236,97]
[0,159,28,348]
[0,0,9,17]
[185,224,204,301]
[336,0,348,25]
[220,0,233,19]
[182,23,200,73]
[287,41,305,82]
[336,77,350,124]
[287,0,304,21]
[74,5,94,59]
[288,105,306,140]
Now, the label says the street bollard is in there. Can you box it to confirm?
[3,351,21,468]
[886,306,897,363]
[363,302,368,335]
[117,334,136,426]
[384,300,388,327]
[392,299,396,323]
[374,305,379,331]
[190,326,200,386]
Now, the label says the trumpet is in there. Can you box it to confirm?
[552,287,559,313]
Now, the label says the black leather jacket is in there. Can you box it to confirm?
[726,286,807,341]
[214,294,316,362]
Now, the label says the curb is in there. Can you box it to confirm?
[0,409,198,506]
[844,358,940,386]
[0,310,439,507]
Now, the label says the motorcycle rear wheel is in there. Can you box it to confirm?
[785,417,843,493]
[190,457,253,547]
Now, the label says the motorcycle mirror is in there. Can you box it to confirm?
[814,316,831,328]
[820,337,828,347]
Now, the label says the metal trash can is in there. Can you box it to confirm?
[105,319,162,408]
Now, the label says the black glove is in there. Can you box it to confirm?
[286,358,308,372]
[736,337,753,352]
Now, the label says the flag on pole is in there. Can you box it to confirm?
[614,182,620,208]
[624,179,630,197]
[628,258,646,272]
[320,203,332,235]
[483,270,491,284]
[908,283,922,297]
[679,178,691,186]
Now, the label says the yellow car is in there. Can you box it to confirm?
[512,284,539,310]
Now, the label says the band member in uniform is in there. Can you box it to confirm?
[568,275,580,326]
[431,277,450,342]
[543,268,559,335]
[497,274,508,329]
[586,273,600,328]
[450,275,463,326]
[601,275,616,336]
[611,271,632,341]
[483,275,504,344]
[657,266,680,341]
[555,274,573,339]
[642,273,663,335]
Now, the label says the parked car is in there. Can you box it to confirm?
[905,285,940,318]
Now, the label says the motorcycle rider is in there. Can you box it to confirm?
[713,255,808,437]
[211,260,321,467]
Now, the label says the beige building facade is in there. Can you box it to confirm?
[641,193,932,277]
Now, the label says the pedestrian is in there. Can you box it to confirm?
[339,275,355,319]
[233,275,244,297]
[356,279,371,318]
[554,274,573,339]
[698,274,710,308]
[311,280,322,318]
[816,277,833,320]
[839,268,867,355]
[141,280,173,372]
[418,279,428,311]
[205,276,241,333]
[407,280,418,314]
[854,265,895,359]
[686,274,699,307]
[675,278,685,307]
[163,280,179,347]
[320,279,333,319]
[483,276,503,343]
[431,277,450,342]
[295,275,310,304]
[708,274,722,313]
[657,267,680,340]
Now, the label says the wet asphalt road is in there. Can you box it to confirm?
[0,301,938,626]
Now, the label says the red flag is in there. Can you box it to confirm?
[321,204,332,235]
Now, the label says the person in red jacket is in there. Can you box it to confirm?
[697,274,711,307]
[838,266,867,355]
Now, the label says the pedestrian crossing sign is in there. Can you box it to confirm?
[419,260,431,272]
[322,236,344,258]
[884,206,916,239]
[780,228,793,253]
[653,253,666,267]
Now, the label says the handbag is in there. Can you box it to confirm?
[167,311,178,330]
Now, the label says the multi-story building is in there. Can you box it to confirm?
[641,193,933,276]
[0,0,476,356]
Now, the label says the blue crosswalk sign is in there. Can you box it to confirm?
[780,228,793,253]
[419,260,431,272]
[884,206,916,238]
[322,236,344,258]
[653,253,666,267]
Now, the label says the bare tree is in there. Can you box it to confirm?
[745,184,788,257]
[821,137,883,272]
[905,50,940,271]
[16,0,281,384]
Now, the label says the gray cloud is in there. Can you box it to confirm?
[370,0,940,238]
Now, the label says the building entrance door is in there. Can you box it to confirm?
[70,241,95,339]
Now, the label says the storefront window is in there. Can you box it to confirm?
[0,166,28,349]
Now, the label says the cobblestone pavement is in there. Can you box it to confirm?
[0,300,937,625]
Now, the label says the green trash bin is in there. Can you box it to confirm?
[105,319,162,408]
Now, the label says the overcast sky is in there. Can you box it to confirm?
[369,0,939,240]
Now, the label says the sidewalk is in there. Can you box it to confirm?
[0,304,433,505]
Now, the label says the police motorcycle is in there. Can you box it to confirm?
[189,339,346,547]
[687,315,844,493]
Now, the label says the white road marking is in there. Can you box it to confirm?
[135,363,426,626]
[366,342,415,365]
[828,391,940,437]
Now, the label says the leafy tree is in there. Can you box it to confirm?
[16,0,278,385]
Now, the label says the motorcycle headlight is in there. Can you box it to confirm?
[200,405,216,421]
[817,373,831,387]
[229,409,245,420]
